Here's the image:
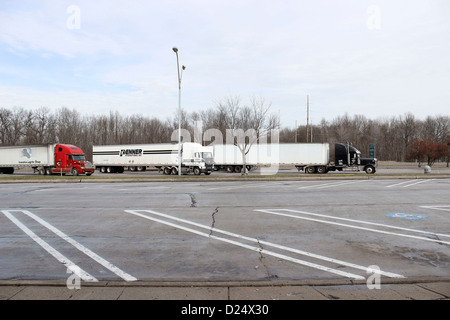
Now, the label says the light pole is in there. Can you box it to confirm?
[172,47,185,176]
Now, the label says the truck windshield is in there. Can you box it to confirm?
[202,152,213,158]
[73,154,86,161]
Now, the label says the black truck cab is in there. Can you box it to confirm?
[335,143,377,174]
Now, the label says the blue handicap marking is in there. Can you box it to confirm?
[387,213,427,220]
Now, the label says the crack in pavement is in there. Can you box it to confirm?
[209,207,219,236]
[256,238,278,280]
[188,193,197,207]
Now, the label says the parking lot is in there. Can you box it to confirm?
[1,177,449,287]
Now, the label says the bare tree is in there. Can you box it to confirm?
[217,95,276,175]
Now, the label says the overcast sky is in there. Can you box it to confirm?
[1,0,449,128]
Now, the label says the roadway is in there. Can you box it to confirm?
[0,176,449,301]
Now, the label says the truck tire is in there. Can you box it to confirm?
[317,166,327,174]
[306,166,316,174]
[163,167,171,175]
[234,166,242,173]
[226,166,233,173]
[364,165,376,174]
[193,167,201,175]
[171,167,178,175]
[71,168,79,176]
[45,168,52,175]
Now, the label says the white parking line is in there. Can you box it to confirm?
[401,179,432,188]
[126,209,405,280]
[386,179,432,188]
[420,205,450,212]
[255,209,450,245]
[298,180,362,190]
[207,182,284,191]
[2,210,97,282]
[1,210,137,282]
[385,180,416,188]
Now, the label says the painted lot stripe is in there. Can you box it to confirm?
[207,182,284,191]
[298,180,362,190]
[386,180,417,188]
[127,209,403,279]
[126,210,403,280]
[421,205,450,212]
[1,210,97,282]
[401,179,431,188]
[1,210,137,282]
[255,209,450,245]
[385,179,432,188]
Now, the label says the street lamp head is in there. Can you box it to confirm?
[172,47,178,53]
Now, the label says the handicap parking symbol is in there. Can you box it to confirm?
[386,213,427,220]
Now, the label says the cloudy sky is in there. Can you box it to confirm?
[1,0,449,128]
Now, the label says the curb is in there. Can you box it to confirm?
[1,173,450,184]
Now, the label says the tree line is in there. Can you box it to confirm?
[0,102,448,164]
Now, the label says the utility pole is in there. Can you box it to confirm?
[172,47,186,176]
[306,95,310,143]
[295,120,297,143]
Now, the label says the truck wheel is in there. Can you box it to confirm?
[226,166,233,173]
[163,167,171,175]
[193,167,201,175]
[306,166,316,174]
[71,168,79,176]
[364,165,375,174]
[234,166,242,173]
[317,166,327,174]
[171,167,178,175]
[45,168,52,175]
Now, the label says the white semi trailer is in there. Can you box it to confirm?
[92,142,214,175]
[212,143,377,174]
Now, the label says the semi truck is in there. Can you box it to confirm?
[92,142,214,175]
[0,144,94,175]
[212,143,377,174]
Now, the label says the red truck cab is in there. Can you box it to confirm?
[53,144,94,176]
